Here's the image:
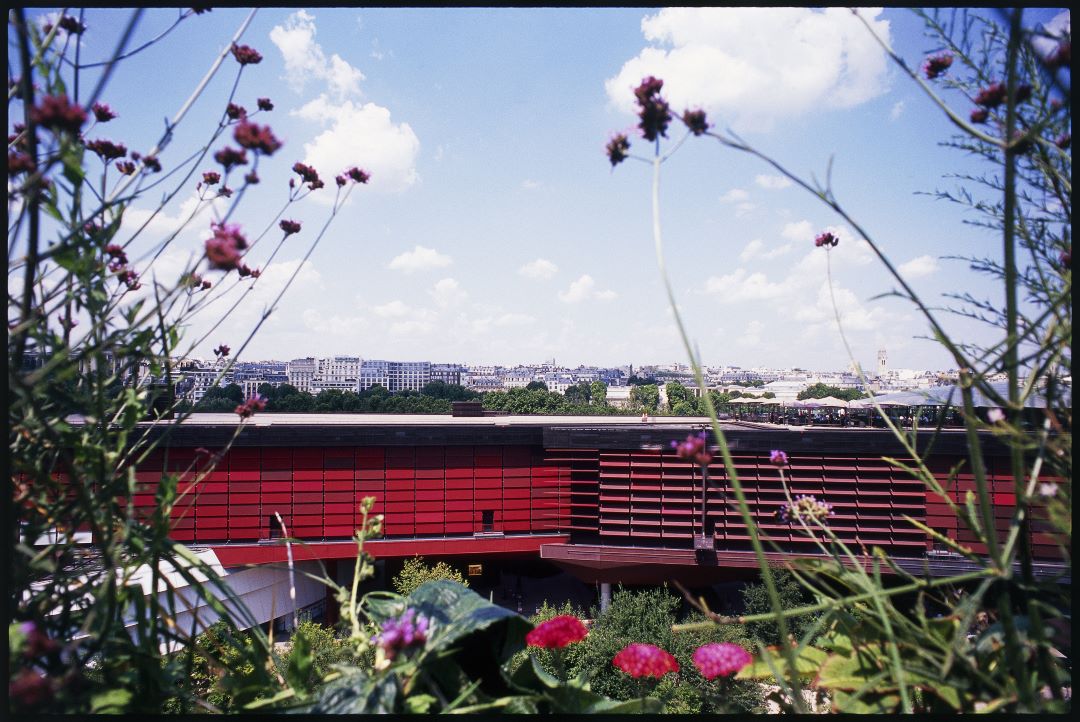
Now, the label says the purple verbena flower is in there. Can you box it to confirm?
[778,494,832,524]
[377,608,430,661]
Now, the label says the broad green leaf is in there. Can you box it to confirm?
[403,693,437,713]
[736,644,828,681]
[284,626,314,692]
[405,580,531,662]
[816,650,883,690]
[832,688,901,713]
[90,688,133,713]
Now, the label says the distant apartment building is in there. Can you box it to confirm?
[286,358,317,393]
[358,360,431,392]
[430,363,465,386]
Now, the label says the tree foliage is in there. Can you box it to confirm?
[391,557,469,597]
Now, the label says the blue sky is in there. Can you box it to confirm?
[18,7,1070,371]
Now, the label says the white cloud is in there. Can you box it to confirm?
[522,179,542,190]
[754,174,792,190]
[720,188,750,202]
[387,245,452,273]
[494,312,535,326]
[519,258,558,280]
[430,277,467,307]
[890,100,905,121]
[740,238,792,262]
[302,308,369,336]
[372,299,412,318]
[606,7,891,130]
[898,254,939,278]
[294,97,420,193]
[794,281,890,332]
[270,10,365,100]
[558,274,617,303]
[703,268,786,302]
[781,220,814,242]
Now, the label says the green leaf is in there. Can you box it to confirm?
[816,649,883,690]
[593,696,665,714]
[736,644,828,681]
[403,693,437,713]
[90,688,133,713]
[60,143,85,187]
[832,688,901,714]
[311,668,400,714]
[284,625,314,692]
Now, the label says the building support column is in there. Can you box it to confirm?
[599,582,612,613]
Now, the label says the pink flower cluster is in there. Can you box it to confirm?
[634,76,671,142]
[30,94,87,134]
[692,642,752,680]
[526,615,589,649]
[612,643,679,679]
[204,222,248,272]
[814,231,839,248]
[922,52,953,80]
[234,120,281,156]
[671,431,713,465]
[235,395,266,419]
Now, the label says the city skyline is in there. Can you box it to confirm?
[33,7,1068,371]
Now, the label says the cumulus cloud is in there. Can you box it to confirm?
[890,100,905,121]
[781,220,815,242]
[387,245,452,273]
[558,274,617,303]
[606,7,891,130]
[519,258,559,280]
[740,238,792,262]
[270,10,365,99]
[720,188,750,202]
[294,97,420,193]
[521,179,542,190]
[703,268,787,303]
[898,254,939,278]
[430,277,467,307]
[754,174,792,190]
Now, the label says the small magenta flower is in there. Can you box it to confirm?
[231,43,263,65]
[226,103,247,121]
[605,133,631,167]
[115,161,136,175]
[692,643,752,679]
[117,269,141,290]
[57,15,87,34]
[279,219,302,235]
[974,82,1007,108]
[234,120,282,155]
[681,108,709,136]
[8,152,35,176]
[1055,133,1070,150]
[142,155,162,173]
[214,146,248,170]
[237,263,254,278]
[778,494,832,524]
[769,449,789,467]
[336,174,347,187]
[814,231,839,248]
[235,395,267,419]
[377,608,430,661]
[347,167,371,184]
[204,223,248,271]
[969,107,989,124]
[921,52,953,80]
[613,643,679,679]
[86,139,127,162]
[213,344,230,357]
[257,97,274,112]
[219,186,234,198]
[202,171,221,185]
[31,95,87,134]
[91,102,117,122]
[292,162,324,190]
[986,407,1005,423]
[634,76,672,142]
[1038,482,1058,498]
[244,171,259,185]
[526,615,589,649]
[671,432,713,465]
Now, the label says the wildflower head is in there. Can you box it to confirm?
[336,174,347,187]
[204,223,248,271]
[986,407,1005,424]
[671,431,712,465]
[778,494,832,524]
[9,152,35,176]
[235,395,267,419]
[526,615,589,649]
[377,608,430,660]
[244,171,259,185]
[769,449,789,467]
[226,103,247,121]
[347,166,371,184]
[231,43,263,65]
[115,160,136,175]
[814,231,839,248]
[214,146,248,170]
[1055,132,1070,150]
[86,139,127,162]
[292,162,323,190]
[91,102,117,122]
[634,76,671,142]
[257,97,274,112]
[681,108,709,136]
[202,171,221,186]
[605,133,631,167]
[969,107,989,124]
[974,81,1007,108]
[921,52,953,80]
[613,643,679,679]
[234,120,282,156]
[692,643,752,679]
[279,219,302,236]
[30,95,87,134]
[213,344,230,357]
[142,155,162,173]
